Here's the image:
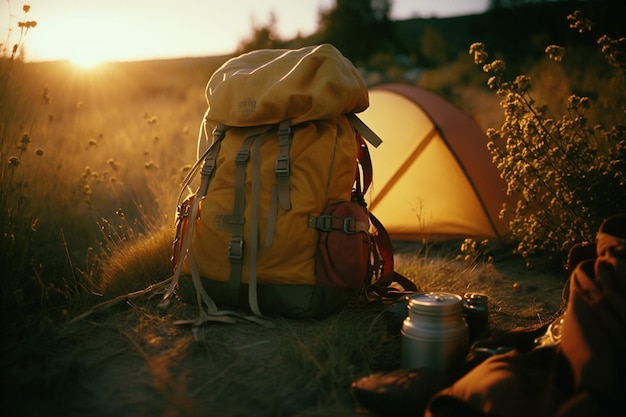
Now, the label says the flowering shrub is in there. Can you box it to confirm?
[469,11,626,265]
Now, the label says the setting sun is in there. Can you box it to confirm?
[60,16,109,68]
[3,0,489,64]
[68,51,105,69]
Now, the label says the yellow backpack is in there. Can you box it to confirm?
[163,44,415,325]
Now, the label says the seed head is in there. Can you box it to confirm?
[567,11,591,33]
[545,45,565,62]
[8,156,20,168]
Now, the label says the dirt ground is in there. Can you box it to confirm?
[2,251,567,417]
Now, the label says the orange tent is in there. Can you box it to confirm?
[359,83,511,240]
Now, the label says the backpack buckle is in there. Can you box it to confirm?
[311,215,333,232]
[343,218,357,234]
[275,156,290,177]
[228,239,244,261]
[278,123,292,137]
[201,158,216,177]
[235,149,250,165]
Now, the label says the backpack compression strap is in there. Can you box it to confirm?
[275,120,292,210]
[348,113,382,148]
[161,123,228,309]
[227,133,257,304]
[163,123,274,327]
[227,127,271,311]
[265,120,293,248]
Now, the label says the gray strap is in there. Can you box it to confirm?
[197,123,226,197]
[347,113,383,148]
[275,120,292,211]
[248,136,264,317]
[307,214,369,234]
[265,186,278,247]
[176,123,226,204]
[163,123,275,328]
[227,134,257,302]
[161,123,227,306]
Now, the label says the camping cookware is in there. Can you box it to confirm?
[401,292,469,371]
[462,292,489,341]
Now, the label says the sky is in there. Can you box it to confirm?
[2,0,490,66]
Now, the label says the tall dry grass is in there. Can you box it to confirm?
[1,55,566,412]
[1,56,229,322]
[0,6,582,416]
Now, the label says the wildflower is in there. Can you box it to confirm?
[17,21,37,29]
[545,45,565,62]
[486,128,500,141]
[469,43,484,55]
[115,209,125,218]
[108,158,119,171]
[42,87,51,104]
[567,95,590,110]
[16,133,30,151]
[469,42,488,65]
[23,5,31,13]
[514,75,531,92]
[597,35,626,70]
[567,11,591,33]
[35,148,44,156]
[483,59,505,75]
[8,156,20,168]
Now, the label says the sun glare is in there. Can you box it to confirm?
[69,54,104,69]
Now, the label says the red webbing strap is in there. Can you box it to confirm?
[368,212,396,278]
[350,117,416,301]
[367,211,417,301]
[356,132,373,195]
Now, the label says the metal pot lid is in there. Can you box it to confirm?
[406,292,462,315]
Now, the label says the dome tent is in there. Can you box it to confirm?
[359,83,511,240]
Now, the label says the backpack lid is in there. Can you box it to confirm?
[205,44,369,126]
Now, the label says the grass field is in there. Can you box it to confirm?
[0,55,574,416]
[3,245,565,417]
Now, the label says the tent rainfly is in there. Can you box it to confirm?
[359,83,511,240]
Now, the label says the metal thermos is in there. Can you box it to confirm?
[463,292,489,341]
[401,292,469,371]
